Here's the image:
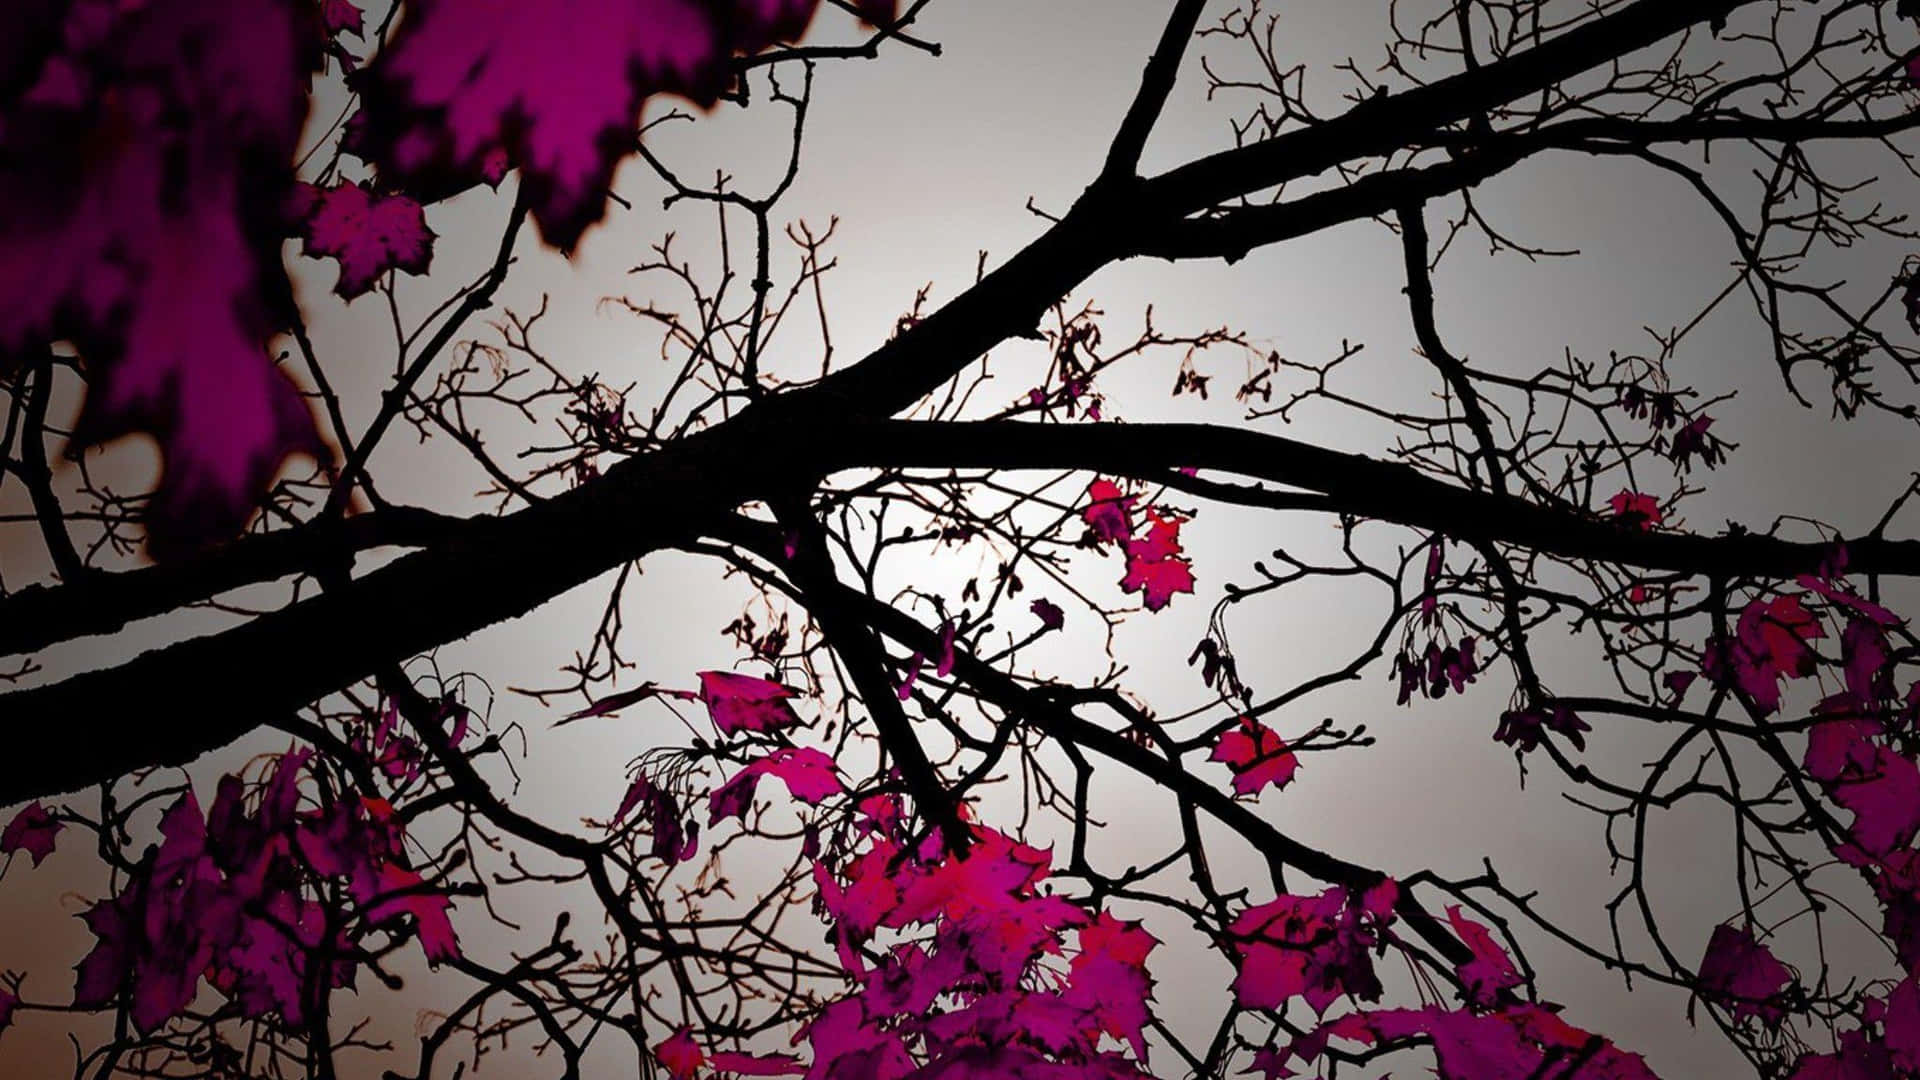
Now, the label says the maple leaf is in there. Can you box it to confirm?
[1788,1028,1894,1080]
[360,862,461,964]
[1696,924,1795,1029]
[657,1027,707,1080]
[613,775,700,863]
[699,671,805,735]
[1230,883,1397,1015]
[1083,479,1135,545]
[799,998,916,1080]
[710,769,762,826]
[210,891,350,1026]
[1209,716,1299,798]
[1,800,61,867]
[709,747,843,825]
[355,0,896,250]
[562,681,698,724]
[1704,594,1826,714]
[710,1049,808,1076]
[1240,1045,1293,1079]
[1840,619,1895,705]
[0,986,14,1037]
[1030,598,1066,632]
[1446,905,1522,1009]
[290,181,436,299]
[1119,510,1196,611]
[0,0,327,555]
[319,0,364,37]
[1298,1003,1660,1080]
[1796,571,1903,629]
[1606,489,1663,530]
[1804,717,1920,856]
[1065,912,1160,1060]
[1886,974,1920,1073]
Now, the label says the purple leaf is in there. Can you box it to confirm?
[1,801,61,867]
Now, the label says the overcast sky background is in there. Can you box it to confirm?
[5,2,1920,1077]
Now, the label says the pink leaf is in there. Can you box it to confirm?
[562,681,697,724]
[0,0,327,555]
[1446,905,1522,1009]
[1030,597,1065,632]
[655,1026,706,1080]
[292,181,435,299]
[355,0,895,249]
[1083,479,1134,545]
[699,671,803,735]
[1,801,62,867]
[1697,924,1795,1029]
[1606,489,1663,530]
[710,1050,808,1076]
[1209,717,1299,798]
[320,0,364,38]
[1119,510,1196,612]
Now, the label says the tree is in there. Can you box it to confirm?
[4,0,1920,1076]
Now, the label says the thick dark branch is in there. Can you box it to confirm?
[5,405,1909,805]
[0,434,748,805]
[772,499,969,852]
[0,506,467,657]
[1101,0,1210,181]
[814,419,1920,579]
[1143,0,1750,215]
[808,0,1749,414]
[1134,145,1527,261]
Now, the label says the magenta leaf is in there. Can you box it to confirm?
[1607,489,1663,530]
[1064,912,1159,1060]
[1887,974,1920,1072]
[1703,593,1826,715]
[1230,881,1398,1015]
[699,671,804,735]
[360,862,460,964]
[1083,478,1134,545]
[710,1049,808,1076]
[1696,924,1795,1028]
[1788,1028,1894,1080]
[1119,510,1196,612]
[709,747,843,826]
[291,181,435,299]
[320,0,364,37]
[756,747,843,803]
[1805,717,1920,857]
[1309,1003,1661,1080]
[0,0,327,555]
[613,775,699,863]
[354,0,895,250]
[564,681,698,723]
[1,801,61,867]
[656,1026,706,1079]
[1030,597,1066,632]
[1446,905,1522,1009]
[1209,716,1299,798]
[709,769,762,826]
